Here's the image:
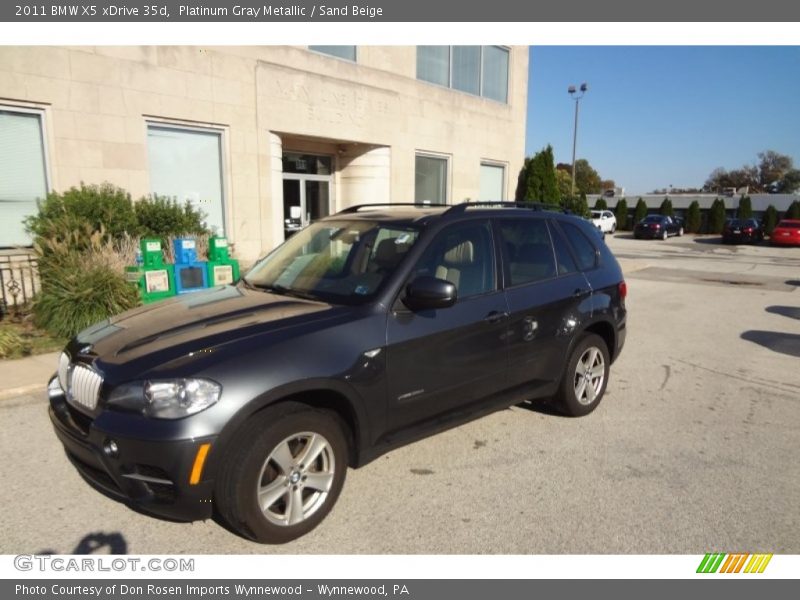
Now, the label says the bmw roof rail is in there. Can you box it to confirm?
[337,203,440,214]
[443,201,570,215]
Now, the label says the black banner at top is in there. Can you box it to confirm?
[3,0,800,22]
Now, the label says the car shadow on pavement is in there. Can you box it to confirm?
[37,531,128,555]
[515,399,567,417]
[612,233,636,240]
[766,305,800,321]
[692,237,725,245]
[741,330,800,358]
[786,280,800,287]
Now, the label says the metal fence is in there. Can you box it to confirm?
[0,252,39,315]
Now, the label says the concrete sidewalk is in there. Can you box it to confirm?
[0,351,58,400]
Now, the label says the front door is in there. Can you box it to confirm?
[385,219,510,431]
[282,152,333,239]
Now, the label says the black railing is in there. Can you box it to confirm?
[0,252,39,317]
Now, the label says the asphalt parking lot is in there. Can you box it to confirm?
[1,234,798,555]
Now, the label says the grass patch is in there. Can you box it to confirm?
[0,319,65,359]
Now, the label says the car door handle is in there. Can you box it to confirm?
[573,288,591,298]
[484,311,510,324]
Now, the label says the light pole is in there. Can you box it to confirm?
[568,82,588,197]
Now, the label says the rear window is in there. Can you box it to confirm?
[497,219,556,286]
[642,215,662,223]
[777,221,799,228]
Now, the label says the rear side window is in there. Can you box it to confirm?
[497,219,556,286]
[548,223,579,275]
[559,221,598,271]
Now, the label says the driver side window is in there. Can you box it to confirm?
[409,220,496,299]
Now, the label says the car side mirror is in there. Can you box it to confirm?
[402,276,457,311]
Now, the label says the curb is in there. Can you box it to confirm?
[0,383,46,402]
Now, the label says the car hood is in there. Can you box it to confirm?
[69,285,351,376]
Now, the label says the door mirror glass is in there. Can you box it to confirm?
[403,276,457,311]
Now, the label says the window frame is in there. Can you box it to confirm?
[145,118,230,238]
[416,46,510,104]
[414,151,451,206]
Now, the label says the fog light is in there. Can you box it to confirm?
[103,439,119,458]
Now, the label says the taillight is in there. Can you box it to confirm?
[619,281,627,301]
[744,227,753,233]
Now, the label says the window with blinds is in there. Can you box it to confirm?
[147,124,226,235]
[0,109,48,247]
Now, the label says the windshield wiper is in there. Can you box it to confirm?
[249,282,320,302]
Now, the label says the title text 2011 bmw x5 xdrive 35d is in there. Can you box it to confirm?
[49,202,627,543]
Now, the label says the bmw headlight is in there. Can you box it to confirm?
[108,378,221,419]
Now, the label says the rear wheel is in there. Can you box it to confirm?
[555,333,610,417]
[661,229,668,240]
[215,403,348,544]
[678,227,684,237]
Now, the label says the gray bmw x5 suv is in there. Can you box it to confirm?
[49,202,627,543]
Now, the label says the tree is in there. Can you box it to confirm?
[758,150,793,188]
[594,197,608,210]
[762,205,778,236]
[786,200,800,220]
[614,198,628,230]
[708,198,727,234]
[737,195,753,219]
[633,198,648,224]
[556,159,604,195]
[659,197,674,217]
[555,169,573,200]
[515,145,560,203]
[685,200,701,233]
[777,169,800,193]
[574,192,590,218]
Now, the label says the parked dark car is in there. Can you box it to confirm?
[634,214,684,240]
[722,218,764,244]
[48,202,627,544]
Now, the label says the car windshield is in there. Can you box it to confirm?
[243,220,421,305]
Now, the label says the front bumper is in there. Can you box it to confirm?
[48,376,216,521]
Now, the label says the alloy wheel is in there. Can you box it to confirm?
[256,432,336,526]
[573,346,605,406]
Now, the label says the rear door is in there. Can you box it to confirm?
[385,219,510,430]
[497,217,592,397]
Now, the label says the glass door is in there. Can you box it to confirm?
[282,152,333,239]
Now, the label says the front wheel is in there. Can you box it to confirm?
[215,403,349,544]
[555,333,610,417]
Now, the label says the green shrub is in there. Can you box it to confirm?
[614,198,628,230]
[33,235,139,339]
[0,326,25,359]
[785,200,800,220]
[659,197,674,217]
[34,252,139,338]
[594,197,608,210]
[25,183,138,248]
[633,198,648,224]
[135,196,208,239]
[763,205,778,236]
[737,195,753,219]
[708,198,727,234]
[685,201,701,233]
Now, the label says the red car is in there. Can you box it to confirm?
[770,219,800,246]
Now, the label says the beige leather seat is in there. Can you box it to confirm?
[435,240,476,294]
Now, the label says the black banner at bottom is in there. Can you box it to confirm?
[3,580,793,600]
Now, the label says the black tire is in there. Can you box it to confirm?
[555,333,610,417]
[215,402,348,544]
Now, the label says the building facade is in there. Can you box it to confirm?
[0,45,528,260]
